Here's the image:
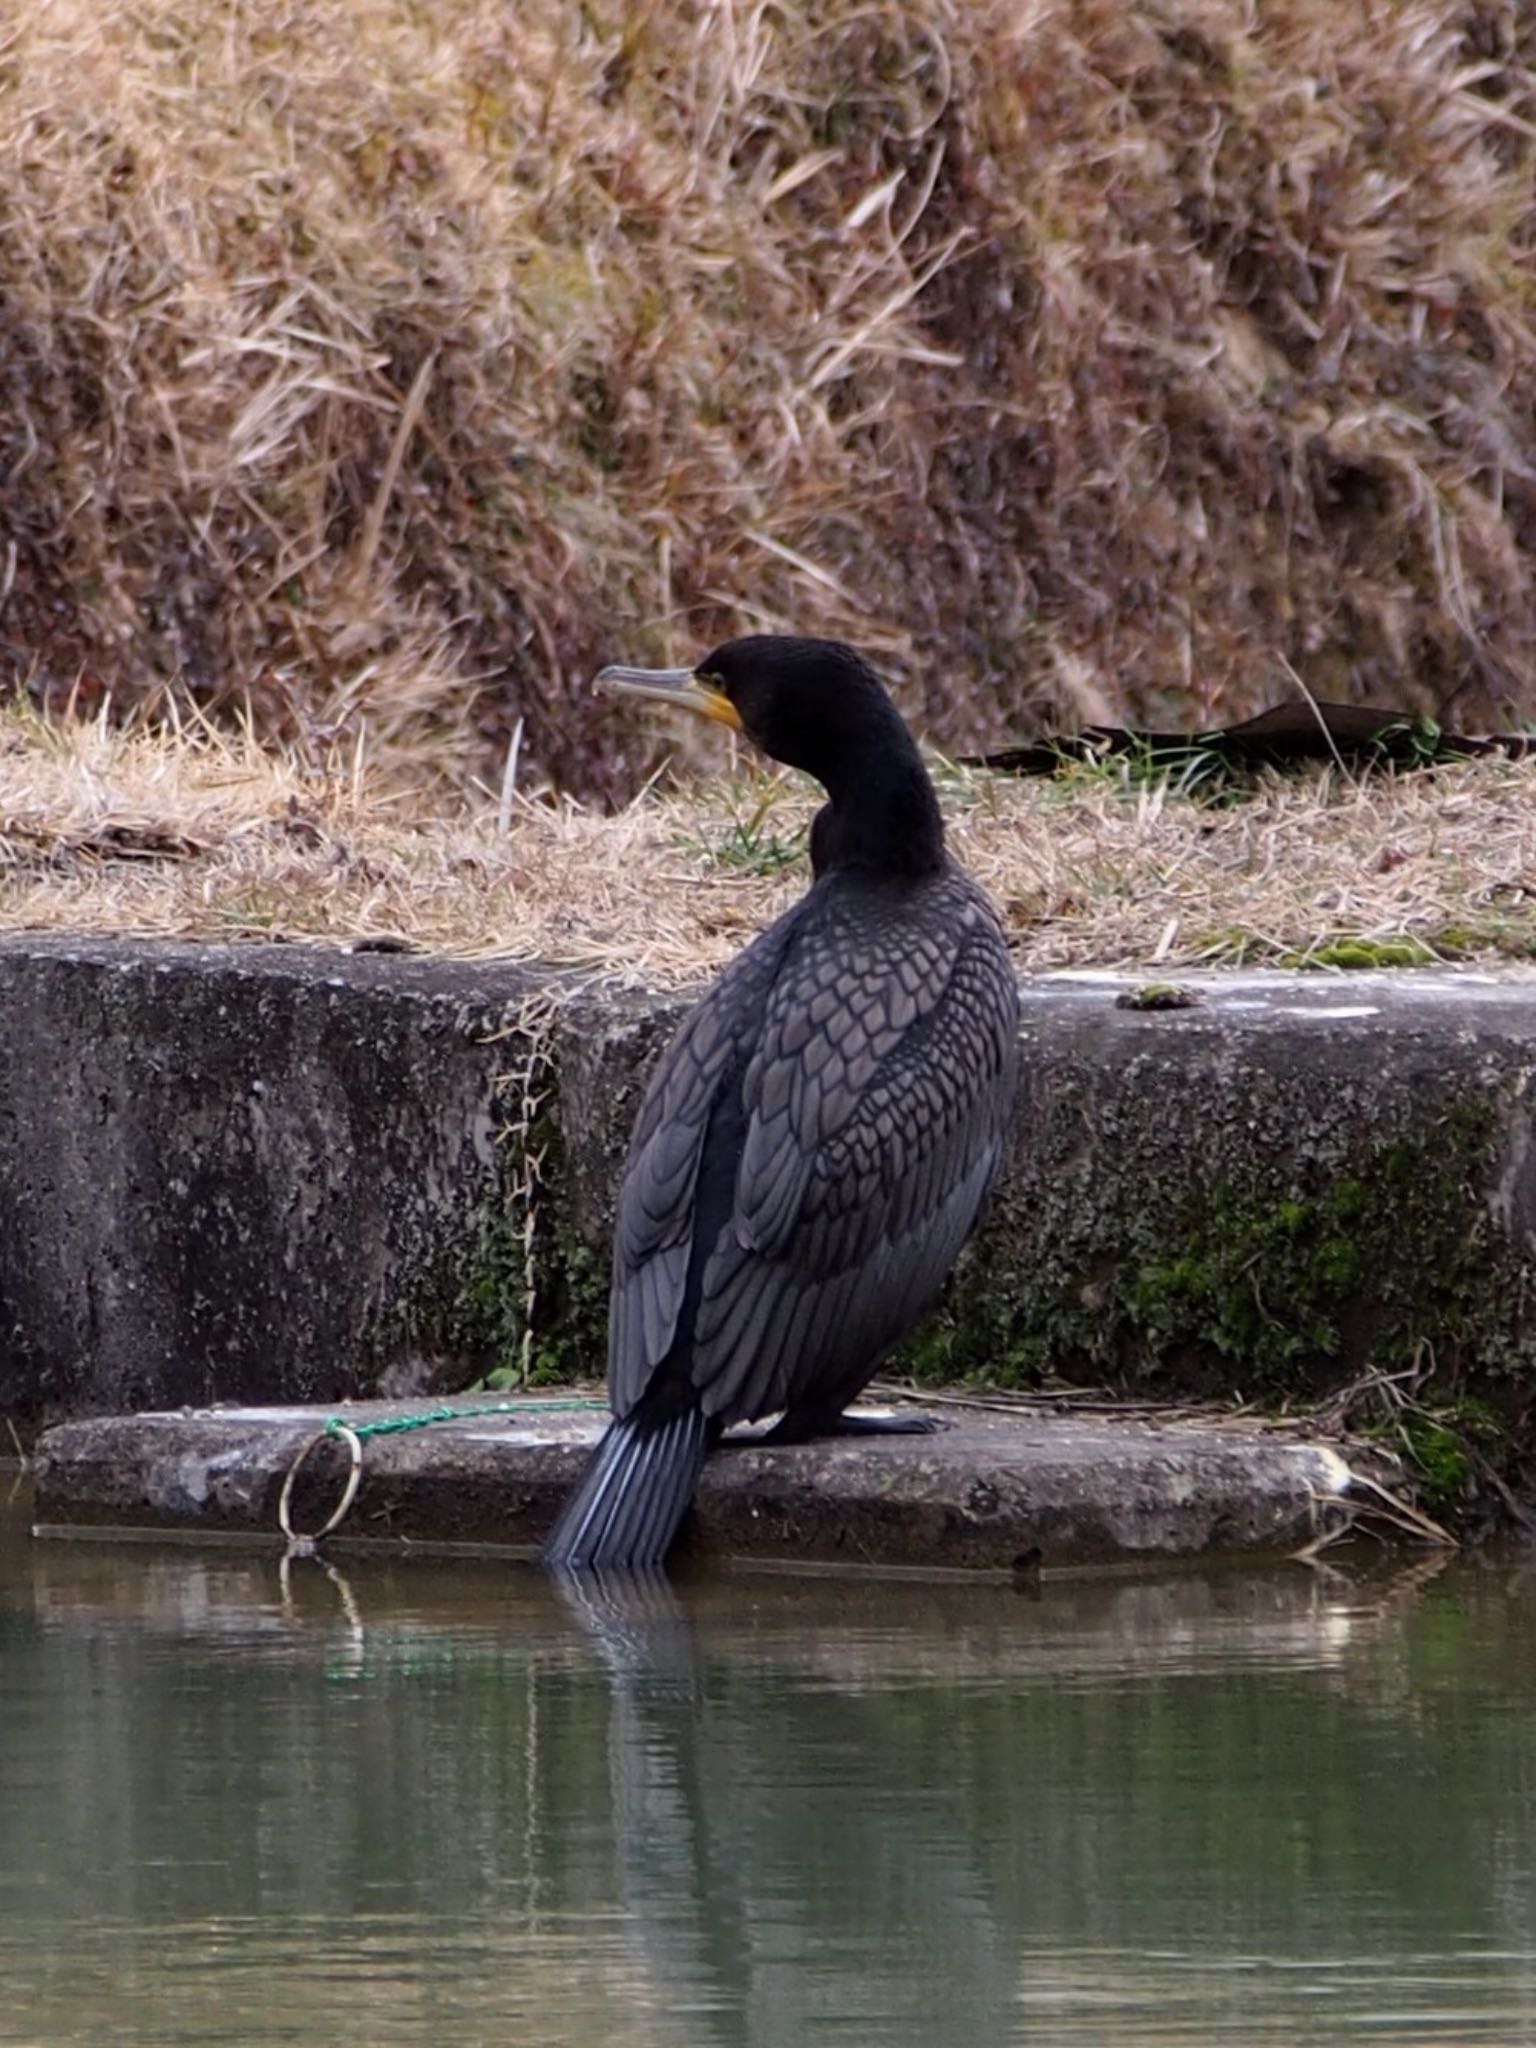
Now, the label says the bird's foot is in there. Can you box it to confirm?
[826,1409,946,1438]
[753,1406,946,1446]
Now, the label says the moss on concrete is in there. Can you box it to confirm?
[446,1192,530,1382]
[902,1094,1536,1408]
[1114,982,1206,1012]
[1288,936,1443,970]
[448,1074,612,1391]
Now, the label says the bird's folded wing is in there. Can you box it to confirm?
[690,895,1018,1419]
[608,921,795,1407]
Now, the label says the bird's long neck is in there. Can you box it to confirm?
[810,745,945,880]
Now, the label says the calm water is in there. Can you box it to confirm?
[6,1477,1536,2045]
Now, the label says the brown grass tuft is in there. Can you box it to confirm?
[7,707,1536,986]
[1,1,1534,791]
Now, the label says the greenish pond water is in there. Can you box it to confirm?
[6,1478,1536,2045]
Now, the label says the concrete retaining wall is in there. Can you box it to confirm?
[5,937,1536,1453]
[0,939,580,1418]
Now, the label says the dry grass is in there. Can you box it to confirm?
[2,0,1535,795]
[7,706,1536,986]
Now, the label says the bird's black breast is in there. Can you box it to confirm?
[608,863,1019,1424]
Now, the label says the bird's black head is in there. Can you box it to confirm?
[593,630,946,872]
[704,636,921,779]
[597,634,943,878]
[597,635,903,771]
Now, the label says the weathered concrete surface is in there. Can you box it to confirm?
[967,967,1536,1415]
[0,937,597,1421]
[30,1398,1360,1570]
[7,936,1536,1498]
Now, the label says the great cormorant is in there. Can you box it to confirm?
[543,636,1020,1572]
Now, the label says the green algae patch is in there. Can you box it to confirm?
[1288,937,1444,971]
[902,1074,1536,1418]
[1122,1137,1481,1387]
[446,1194,532,1387]
[522,1225,611,1387]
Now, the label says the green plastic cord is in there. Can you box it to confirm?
[323,1397,608,1443]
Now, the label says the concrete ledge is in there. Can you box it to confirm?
[30,1398,1359,1570]
[6,935,1536,1474]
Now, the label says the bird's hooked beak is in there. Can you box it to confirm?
[595,664,743,731]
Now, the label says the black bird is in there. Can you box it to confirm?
[543,636,1020,1573]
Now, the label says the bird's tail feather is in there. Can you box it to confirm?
[542,1408,712,1572]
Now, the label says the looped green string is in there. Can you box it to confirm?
[322,1396,608,1443]
[278,1397,608,1558]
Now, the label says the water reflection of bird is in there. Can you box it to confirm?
[553,1572,1018,2048]
[544,637,1020,1573]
